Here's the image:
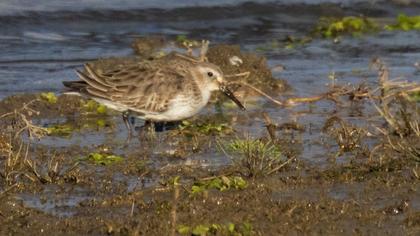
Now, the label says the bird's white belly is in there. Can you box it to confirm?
[80,89,212,122]
[146,92,210,121]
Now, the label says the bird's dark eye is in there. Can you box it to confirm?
[207,72,213,77]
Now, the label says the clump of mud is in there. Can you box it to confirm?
[83,56,141,74]
[131,37,289,97]
[207,44,288,93]
[131,35,166,58]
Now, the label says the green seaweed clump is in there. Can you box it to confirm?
[179,120,233,136]
[40,92,58,104]
[385,14,420,31]
[95,119,106,127]
[176,35,188,44]
[191,176,247,195]
[82,153,124,165]
[177,222,253,236]
[47,124,74,136]
[315,16,378,38]
[82,100,107,115]
[175,35,200,48]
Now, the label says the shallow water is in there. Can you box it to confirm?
[1,1,419,98]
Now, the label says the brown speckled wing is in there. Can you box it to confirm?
[78,62,189,113]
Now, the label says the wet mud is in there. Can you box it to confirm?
[1,43,419,235]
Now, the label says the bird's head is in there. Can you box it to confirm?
[194,63,245,110]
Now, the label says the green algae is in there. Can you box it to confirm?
[385,14,420,31]
[40,92,58,104]
[314,16,379,38]
[82,100,107,115]
[191,176,247,195]
[81,153,124,165]
[179,120,233,136]
[46,124,74,136]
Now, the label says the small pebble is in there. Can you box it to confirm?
[229,56,243,66]
[272,64,286,72]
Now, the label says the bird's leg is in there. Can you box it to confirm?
[162,121,182,131]
[122,111,132,144]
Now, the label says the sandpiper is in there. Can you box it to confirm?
[63,52,245,139]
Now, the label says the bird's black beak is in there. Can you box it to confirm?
[219,85,246,110]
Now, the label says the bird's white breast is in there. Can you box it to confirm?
[146,90,211,121]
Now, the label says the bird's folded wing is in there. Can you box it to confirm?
[76,63,189,113]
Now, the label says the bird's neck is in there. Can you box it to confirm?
[190,69,214,104]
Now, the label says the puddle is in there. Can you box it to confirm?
[17,187,93,218]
